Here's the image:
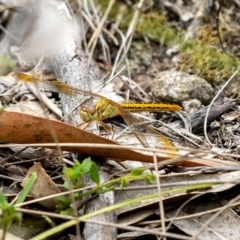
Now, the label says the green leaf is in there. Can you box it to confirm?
[82,157,92,173]
[55,196,72,212]
[0,193,8,208]
[63,181,70,190]
[60,208,74,216]
[90,161,100,185]
[145,174,156,184]
[56,196,71,207]
[130,167,145,176]
[16,172,37,204]
[72,160,82,177]
[0,53,17,75]
[0,193,22,233]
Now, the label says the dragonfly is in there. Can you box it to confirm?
[13,72,181,157]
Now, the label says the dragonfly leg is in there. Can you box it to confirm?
[78,120,114,139]
[97,121,113,136]
[78,121,92,130]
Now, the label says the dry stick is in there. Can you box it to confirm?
[121,76,151,101]
[81,11,119,60]
[81,219,194,240]
[0,24,19,43]
[26,83,63,118]
[17,196,240,239]
[119,75,149,102]
[87,0,115,67]
[2,142,240,163]
[194,193,240,238]
[81,9,119,46]
[164,191,211,234]
[0,147,28,165]
[153,153,167,240]
[87,0,108,58]
[110,0,144,79]
[140,199,240,225]
[203,68,239,147]
[216,1,234,59]
[0,1,27,12]
[17,208,194,240]
[184,0,207,40]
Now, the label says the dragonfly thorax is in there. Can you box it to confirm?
[95,98,120,120]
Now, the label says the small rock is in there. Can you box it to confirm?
[151,70,213,105]
[182,99,203,114]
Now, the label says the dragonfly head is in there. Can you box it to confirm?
[80,105,98,122]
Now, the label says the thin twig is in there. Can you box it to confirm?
[204,68,239,147]
[153,153,167,240]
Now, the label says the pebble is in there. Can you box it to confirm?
[151,70,213,105]
[182,99,203,114]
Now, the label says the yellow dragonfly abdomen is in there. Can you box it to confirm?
[120,102,181,113]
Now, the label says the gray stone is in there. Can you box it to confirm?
[152,71,213,105]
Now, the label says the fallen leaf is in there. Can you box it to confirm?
[0,111,165,162]
[21,163,60,210]
[115,170,240,215]
[165,197,240,240]
[0,110,236,166]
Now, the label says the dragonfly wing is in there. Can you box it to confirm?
[13,72,107,99]
[109,100,178,157]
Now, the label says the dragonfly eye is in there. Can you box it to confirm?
[80,105,98,122]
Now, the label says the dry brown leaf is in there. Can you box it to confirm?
[0,230,23,240]
[165,198,240,240]
[21,163,60,210]
[115,171,240,215]
[118,208,155,225]
[0,110,163,162]
[0,110,234,166]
